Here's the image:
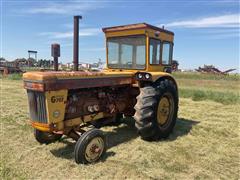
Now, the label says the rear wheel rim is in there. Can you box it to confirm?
[157,93,174,128]
[85,137,104,163]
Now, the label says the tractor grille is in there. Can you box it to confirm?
[27,90,48,124]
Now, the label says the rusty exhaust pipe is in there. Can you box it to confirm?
[51,43,60,71]
[73,15,82,71]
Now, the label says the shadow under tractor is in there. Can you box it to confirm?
[23,20,178,164]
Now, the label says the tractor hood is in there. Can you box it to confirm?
[23,71,135,91]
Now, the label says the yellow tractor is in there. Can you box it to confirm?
[23,19,178,164]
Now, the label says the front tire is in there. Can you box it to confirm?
[34,129,62,144]
[134,79,178,141]
[74,128,107,164]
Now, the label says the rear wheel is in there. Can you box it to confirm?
[74,128,106,164]
[134,79,178,141]
[34,129,62,144]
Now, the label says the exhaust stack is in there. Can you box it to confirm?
[73,15,82,71]
[51,43,60,71]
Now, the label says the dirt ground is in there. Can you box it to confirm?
[0,78,239,179]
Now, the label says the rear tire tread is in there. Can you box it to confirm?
[134,79,178,141]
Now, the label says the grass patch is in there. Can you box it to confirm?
[179,88,240,104]
[0,73,23,80]
[1,77,239,179]
[173,72,240,81]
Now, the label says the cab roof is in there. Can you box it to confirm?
[102,23,174,35]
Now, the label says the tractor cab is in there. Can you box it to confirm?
[103,23,174,72]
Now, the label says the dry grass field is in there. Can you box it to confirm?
[0,73,240,179]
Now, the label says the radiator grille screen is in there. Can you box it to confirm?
[27,90,48,124]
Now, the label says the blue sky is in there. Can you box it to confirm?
[1,0,239,71]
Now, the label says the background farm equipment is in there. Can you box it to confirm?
[196,65,236,75]
[0,60,24,75]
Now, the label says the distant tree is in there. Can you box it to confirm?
[14,58,27,67]
[27,57,37,67]
[0,57,6,62]
[38,59,43,67]
[36,59,52,68]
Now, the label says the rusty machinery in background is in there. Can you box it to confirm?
[172,60,179,72]
[196,65,236,75]
[28,50,38,66]
[0,61,24,75]
[23,16,179,164]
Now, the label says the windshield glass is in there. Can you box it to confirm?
[107,35,146,69]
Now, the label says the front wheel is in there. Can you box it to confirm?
[34,129,62,144]
[74,128,107,164]
[134,79,178,141]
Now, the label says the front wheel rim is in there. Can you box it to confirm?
[85,137,104,163]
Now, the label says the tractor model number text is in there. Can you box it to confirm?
[51,96,64,103]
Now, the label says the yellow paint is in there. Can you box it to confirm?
[54,121,64,131]
[157,97,170,125]
[23,71,135,81]
[64,112,106,127]
[45,90,68,123]
[31,121,50,132]
[147,29,174,42]
[32,112,109,132]
[150,71,174,81]
[105,29,146,38]
[104,24,174,77]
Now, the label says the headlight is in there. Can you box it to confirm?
[138,74,143,79]
[145,74,150,79]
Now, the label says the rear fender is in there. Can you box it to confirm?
[154,75,178,92]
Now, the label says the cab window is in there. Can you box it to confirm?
[162,42,172,65]
[107,35,146,70]
[149,38,161,65]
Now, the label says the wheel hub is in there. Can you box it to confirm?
[157,94,173,126]
[90,144,101,153]
[85,137,104,162]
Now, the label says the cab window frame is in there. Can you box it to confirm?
[149,38,161,65]
[161,41,173,65]
[106,34,147,70]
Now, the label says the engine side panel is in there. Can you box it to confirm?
[65,86,138,120]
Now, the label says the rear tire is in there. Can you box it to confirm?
[34,129,62,144]
[134,79,178,141]
[74,128,107,164]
